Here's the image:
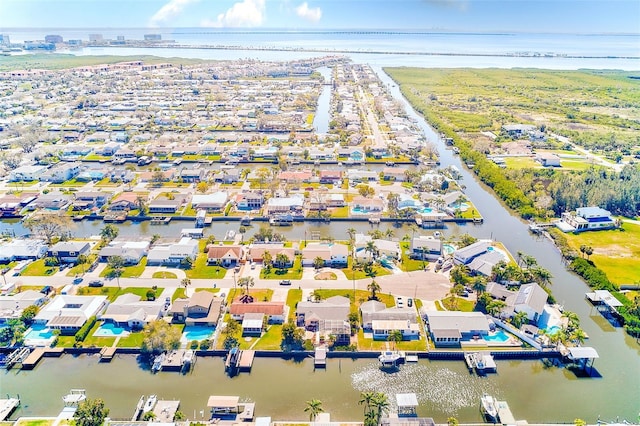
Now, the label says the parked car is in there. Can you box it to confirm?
[72,277,84,285]
[279,280,292,286]
[407,298,413,307]
[88,280,104,287]
[40,285,53,295]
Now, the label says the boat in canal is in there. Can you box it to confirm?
[480,393,499,422]
[378,351,403,369]
[143,394,157,413]
[62,389,86,406]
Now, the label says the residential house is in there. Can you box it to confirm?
[180,168,206,183]
[207,244,244,267]
[99,239,150,264]
[360,300,420,340]
[28,193,71,210]
[296,295,351,346]
[0,239,48,262]
[453,241,491,265]
[191,192,228,211]
[535,152,561,167]
[148,195,187,214]
[241,312,265,336]
[513,283,549,323]
[146,237,199,266]
[73,191,109,210]
[9,165,47,182]
[113,148,136,160]
[382,167,407,182]
[170,291,223,326]
[47,241,91,263]
[229,301,286,324]
[410,236,443,261]
[502,124,536,139]
[100,293,164,329]
[109,193,146,211]
[39,162,81,183]
[33,295,108,335]
[318,170,342,184]
[0,290,47,324]
[278,170,313,183]
[0,193,38,215]
[235,192,264,211]
[466,251,506,276]
[302,242,349,267]
[424,311,491,347]
[351,196,384,214]
[559,206,617,232]
[347,169,378,182]
[265,195,304,215]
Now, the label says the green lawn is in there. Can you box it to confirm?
[286,289,303,321]
[101,258,148,278]
[116,331,145,348]
[441,296,475,312]
[152,271,178,279]
[342,257,391,280]
[252,324,283,350]
[330,206,350,218]
[504,157,540,169]
[20,259,58,276]
[563,222,640,285]
[121,286,163,300]
[75,286,120,301]
[560,160,596,170]
[228,288,274,303]
[399,242,427,272]
[185,253,228,279]
[356,329,426,352]
[260,258,303,280]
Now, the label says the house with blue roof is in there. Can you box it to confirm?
[558,206,618,232]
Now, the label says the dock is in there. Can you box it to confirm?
[153,399,180,423]
[0,397,20,421]
[160,349,186,371]
[132,395,145,421]
[405,352,419,363]
[100,346,117,362]
[238,350,255,371]
[464,351,497,374]
[314,346,327,368]
[3,347,30,369]
[21,347,45,370]
[495,400,516,425]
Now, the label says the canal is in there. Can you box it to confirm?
[312,67,332,134]
[1,69,639,422]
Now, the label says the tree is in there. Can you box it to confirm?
[142,411,157,421]
[107,255,125,288]
[486,300,507,317]
[387,193,399,220]
[173,411,186,421]
[387,329,403,349]
[263,250,273,273]
[20,305,39,325]
[281,320,304,351]
[23,212,71,244]
[447,418,459,426]
[370,392,390,424]
[76,254,90,275]
[181,278,191,291]
[135,195,148,216]
[512,311,529,329]
[313,256,325,270]
[239,226,247,242]
[359,392,376,415]
[238,276,255,298]
[358,185,375,198]
[275,253,290,271]
[304,399,324,422]
[141,319,182,355]
[196,181,210,193]
[364,241,378,262]
[180,256,194,270]
[73,398,109,426]
[100,224,119,242]
[471,276,486,294]
[146,289,156,301]
[367,279,381,300]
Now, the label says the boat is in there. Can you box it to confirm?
[172,158,183,165]
[226,347,241,371]
[143,394,157,412]
[182,350,195,369]
[240,215,251,225]
[378,351,402,368]
[63,389,87,406]
[152,353,165,373]
[452,146,460,154]
[480,394,499,421]
[224,229,236,240]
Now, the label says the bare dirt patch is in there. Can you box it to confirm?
[315,272,337,280]
[593,245,633,257]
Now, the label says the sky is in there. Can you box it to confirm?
[0,0,638,34]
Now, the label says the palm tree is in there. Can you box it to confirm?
[238,276,255,299]
[512,311,529,329]
[76,254,90,275]
[387,329,403,349]
[358,391,376,415]
[471,276,486,294]
[304,399,324,422]
[562,311,580,330]
[370,392,390,421]
[364,241,378,262]
[107,255,125,288]
[367,279,381,300]
[313,256,325,270]
[181,278,191,292]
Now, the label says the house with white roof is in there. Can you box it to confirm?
[424,311,491,347]
[0,290,47,324]
[34,294,108,334]
[296,295,351,345]
[265,195,304,215]
[100,293,164,329]
[513,283,549,323]
[453,241,491,265]
[99,239,150,265]
[559,206,617,232]
[302,242,349,267]
[191,192,228,211]
[9,165,47,182]
[360,300,420,340]
[147,237,199,266]
[0,239,48,262]
[410,236,443,261]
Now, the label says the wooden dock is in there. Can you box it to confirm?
[100,346,117,362]
[153,400,180,423]
[160,349,186,371]
[132,395,145,421]
[314,346,327,368]
[21,347,45,370]
[0,397,20,421]
[495,400,516,425]
[238,350,255,371]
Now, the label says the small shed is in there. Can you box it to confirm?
[396,393,418,417]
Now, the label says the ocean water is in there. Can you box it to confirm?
[6,28,640,69]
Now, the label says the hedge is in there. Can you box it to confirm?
[75,315,97,342]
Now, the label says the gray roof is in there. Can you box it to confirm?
[514,283,548,314]
[425,311,490,333]
[467,251,505,276]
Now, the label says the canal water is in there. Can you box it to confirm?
[312,67,332,135]
[2,68,639,421]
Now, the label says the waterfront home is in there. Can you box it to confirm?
[229,301,286,324]
[513,283,549,323]
[214,169,241,184]
[192,192,229,212]
[100,293,164,329]
[398,194,422,210]
[351,196,384,214]
[558,206,617,232]
[235,192,264,211]
[98,239,150,264]
[207,244,244,267]
[502,124,536,139]
[326,193,345,207]
[109,169,135,183]
[99,142,120,156]
[148,197,185,214]
[302,242,349,267]
[410,236,443,261]
[27,193,71,210]
[180,168,206,183]
[382,167,407,182]
[0,239,48,262]
[113,148,136,160]
[246,244,295,265]
[453,241,491,265]
[139,169,175,183]
[318,170,342,184]
[354,235,400,261]
[535,152,561,167]
[170,291,223,326]
[47,241,91,263]
[371,320,420,341]
[278,170,313,183]
[147,237,199,266]
[39,162,81,183]
[0,290,47,324]
[466,251,505,276]
[109,192,146,211]
[8,165,47,182]
[347,169,378,182]
[360,300,419,340]
[424,311,491,347]
[296,295,350,332]
[0,192,38,215]
[72,191,109,210]
[34,295,108,334]
[265,195,304,215]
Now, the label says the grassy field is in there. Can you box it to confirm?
[152,271,178,279]
[563,222,640,285]
[260,258,303,280]
[185,253,228,279]
[20,259,58,276]
[286,289,303,321]
[399,242,427,272]
[0,54,205,71]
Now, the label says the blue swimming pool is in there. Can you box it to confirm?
[483,329,510,342]
[183,326,214,341]
[443,244,455,255]
[24,324,54,340]
[545,325,562,336]
[94,323,128,337]
[418,207,433,214]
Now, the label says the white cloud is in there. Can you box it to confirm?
[201,0,266,28]
[295,2,322,23]
[149,0,200,26]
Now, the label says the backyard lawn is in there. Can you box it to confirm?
[252,324,284,350]
[185,253,228,279]
[399,242,427,272]
[342,257,391,280]
[286,289,303,321]
[100,258,148,278]
[563,222,640,285]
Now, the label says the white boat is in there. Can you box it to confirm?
[152,353,165,372]
[378,351,402,368]
[143,394,157,412]
[480,394,499,421]
[63,389,86,406]
[224,230,236,240]
[182,350,195,366]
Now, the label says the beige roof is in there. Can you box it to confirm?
[207,395,240,408]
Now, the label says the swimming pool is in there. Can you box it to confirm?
[182,326,214,342]
[483,329,510,342]
[94,322,128,337]
[418,208,433,214]
[545,325,562,336]
[451,202,470,211]
[443,244,455,255]
[24,324,54,340]
[351,207,372,215]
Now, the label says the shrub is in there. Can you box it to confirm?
[189,340,199,349]
[75,316,97,342]
[199,339,211,350]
